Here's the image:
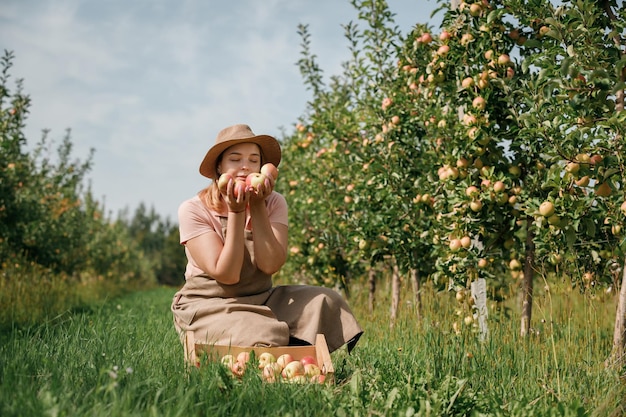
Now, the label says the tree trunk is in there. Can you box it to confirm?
[606,257,626,368]
[410,268,422,322]
[390,259,400,328]
[520,217,535,337]
[368,267,376,313]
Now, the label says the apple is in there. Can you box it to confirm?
[547,214,561,226]
[469,199,483,212]
[420,32,433,44]
[460,236,471,249]
[509,259,522,270]
[304,363,322,378]
[449,239,462,252]
[477,258,488,269]
[233,179,246,198]
[469,3,482,16]
[508,165,521,177]
[246,173,268,192]
[465,186,479,197]
[231,360,246,377]
[276,354,294,369]
[289,375,308,384]
[300,355,317,366]
[217,173,232,193]
[236,351,251,364]
[310,374,326,384]
[461,77,474,89]
[260,163,279,180]
[262,362,283,382]
[439,30,451,41]
[258,352,276,369]
[539,201,555,217]
[472,96,486,110]
[221,354,236,368]
[437,44,450,56]
[497,54,511,66]
[620,201,626,216]
[493,180,505,193]
[282,360,305,379]
[565,162,580,174]
[456,290,466,302]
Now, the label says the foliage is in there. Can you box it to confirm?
[279,0,626,341]
[0,50,186,329]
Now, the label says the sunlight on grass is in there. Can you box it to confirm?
[1,284,624,416]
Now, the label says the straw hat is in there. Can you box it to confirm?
[199,124,282,179]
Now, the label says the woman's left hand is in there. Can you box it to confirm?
[248,174,275,203]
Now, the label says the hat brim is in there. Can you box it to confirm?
[199,134,282,179]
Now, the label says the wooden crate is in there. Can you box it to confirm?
[184,331,334,383]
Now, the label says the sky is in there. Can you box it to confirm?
[0,0,442,221]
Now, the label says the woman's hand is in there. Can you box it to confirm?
[249,174,275,205]
[221,177,249,213]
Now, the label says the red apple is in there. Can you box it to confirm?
[260,163,279,180]
[233,179,246,198]
[300,355,317,367]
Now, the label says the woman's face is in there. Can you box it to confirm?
[217,143,262,180]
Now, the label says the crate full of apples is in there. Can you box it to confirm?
[184,332,334,384]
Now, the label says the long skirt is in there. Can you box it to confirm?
[171,284,363,353]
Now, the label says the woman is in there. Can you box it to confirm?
[171,124,363,353]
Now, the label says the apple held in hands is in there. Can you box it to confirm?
[217,173,233,194]
[260,163,279,180]
[245,173,268,192]
[233,178,246,198]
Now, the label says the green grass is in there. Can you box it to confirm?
[1,283,625,416]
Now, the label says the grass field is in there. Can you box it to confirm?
[1,282,625,416]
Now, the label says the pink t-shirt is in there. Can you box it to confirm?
[178,191,288,280]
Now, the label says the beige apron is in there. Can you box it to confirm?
[171,217,363,352]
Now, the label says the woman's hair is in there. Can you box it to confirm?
[199,183,225,213]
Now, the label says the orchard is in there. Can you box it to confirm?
[277,0,626,366]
